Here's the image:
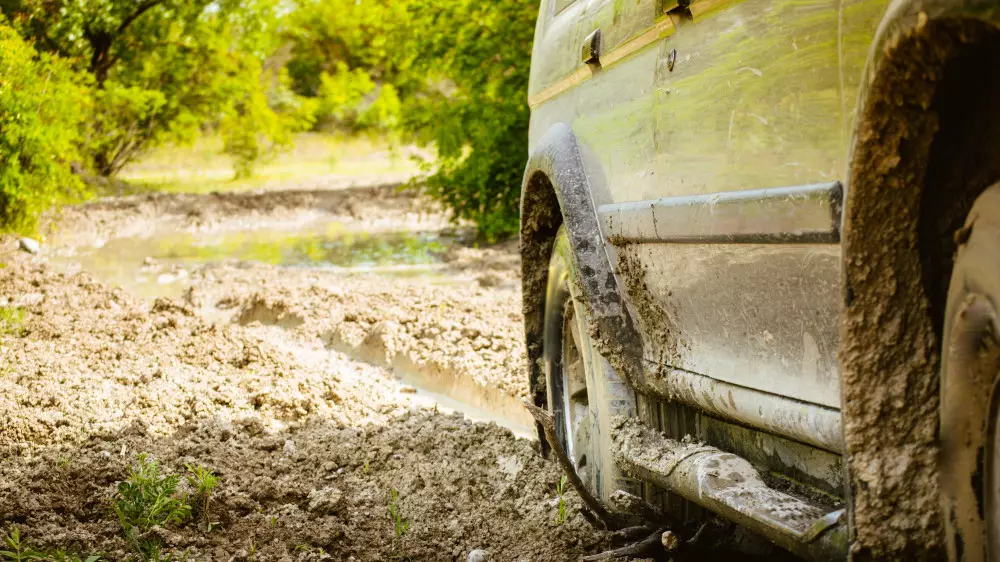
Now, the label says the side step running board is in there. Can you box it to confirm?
[610,417,848,560]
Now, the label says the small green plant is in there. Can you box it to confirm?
[388,488,409,538]
[268,515,277,529]
[554,475,568,526]
[112,454,192,558]
[1,527,42,561]
[0,307,25,337]
[185,464,218,525]
[56,456,71,470]
[363,460,370,474]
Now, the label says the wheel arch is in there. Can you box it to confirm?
[520,123,644,422]
[840,1,1000,557]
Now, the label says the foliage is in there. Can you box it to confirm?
[0,22,90,233]
[113,454,192,558]
[388,488,409,538]
[401,0,536,241]
[185,464,219,524]
[286,0,536,240]
[0,528,101,562]
[221,79,293,180]
[0,306,25,337]
[553,475,568,525]
[0,528,42,561]
[2,0,287,176]
[1,0,538,236]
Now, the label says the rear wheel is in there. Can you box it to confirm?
[542,227,634,500]
[941,183,1000,561]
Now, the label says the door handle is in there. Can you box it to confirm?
[582,28,601,64]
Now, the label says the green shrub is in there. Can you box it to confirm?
[286,0,536,241]
[402,0,536,242]
[0,22,90,234]
[113,454,192,558]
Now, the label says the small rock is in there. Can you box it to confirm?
[398,385,417,394]
[307,486,344,515]
[14,293,44,306]
[661,530,680,552]
[18,238,40,254]
[283,439,296,456]
[142,256,157,266]
[467,550,490,562]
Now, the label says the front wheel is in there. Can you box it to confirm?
[941,183,1000,561]
[542,226,634,501]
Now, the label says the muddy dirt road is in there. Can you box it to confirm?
[0,185,614,560]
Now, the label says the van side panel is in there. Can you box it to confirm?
[526,0,890,411]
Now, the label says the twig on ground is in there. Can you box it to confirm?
[580,526,668,561]
[524,401,627,530]
[611,525,657,542]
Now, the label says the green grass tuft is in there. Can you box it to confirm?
[553,475,568,526]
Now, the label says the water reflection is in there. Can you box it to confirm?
[125,225,451,268]
[55,224,457,300]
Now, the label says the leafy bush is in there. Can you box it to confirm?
[3,0,287,177]
[286,0,536,241]
[402,0,536,241]
[113,454,192,558]
[0,22,90,233]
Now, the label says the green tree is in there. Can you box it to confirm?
[0,20,90,233]
[405,0,536,241]
[2,0,290,176]
[287,0,537,240]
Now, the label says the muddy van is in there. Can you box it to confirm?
[519,0,1000,559]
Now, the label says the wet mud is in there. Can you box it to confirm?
[0,186,612,560]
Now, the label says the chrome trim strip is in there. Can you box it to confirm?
[600,182,842,244]
[527,16,676,109]
[644,363,844,453]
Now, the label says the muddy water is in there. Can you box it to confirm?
[58,224,454,296]
[50,222,536,438]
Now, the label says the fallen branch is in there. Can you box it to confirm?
[524,401,626,530]
[580,527,667,561]
[611,525,657,542]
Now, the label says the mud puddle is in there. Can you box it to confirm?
[55,224,458,296]
[48,221,534,438]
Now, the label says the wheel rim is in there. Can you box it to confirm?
[560,299,591,475]
[945,292,1000,559]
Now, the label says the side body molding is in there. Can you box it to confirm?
[520,123,645,415]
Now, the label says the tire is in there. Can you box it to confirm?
[941,183,1000,561]
[542,226,635,501]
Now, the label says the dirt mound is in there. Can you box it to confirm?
[0,413,608,561]
[237,293,306,329]
[0,237,607,560]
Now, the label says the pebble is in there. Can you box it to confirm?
[467,550,490,562]
[18,237,40,254]
[283,439,296,456]
[399,385,417,394]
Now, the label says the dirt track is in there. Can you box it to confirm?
[0,186,614,560]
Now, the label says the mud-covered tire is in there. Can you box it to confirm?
[542,226,633,501]
[941,183,1000,561]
